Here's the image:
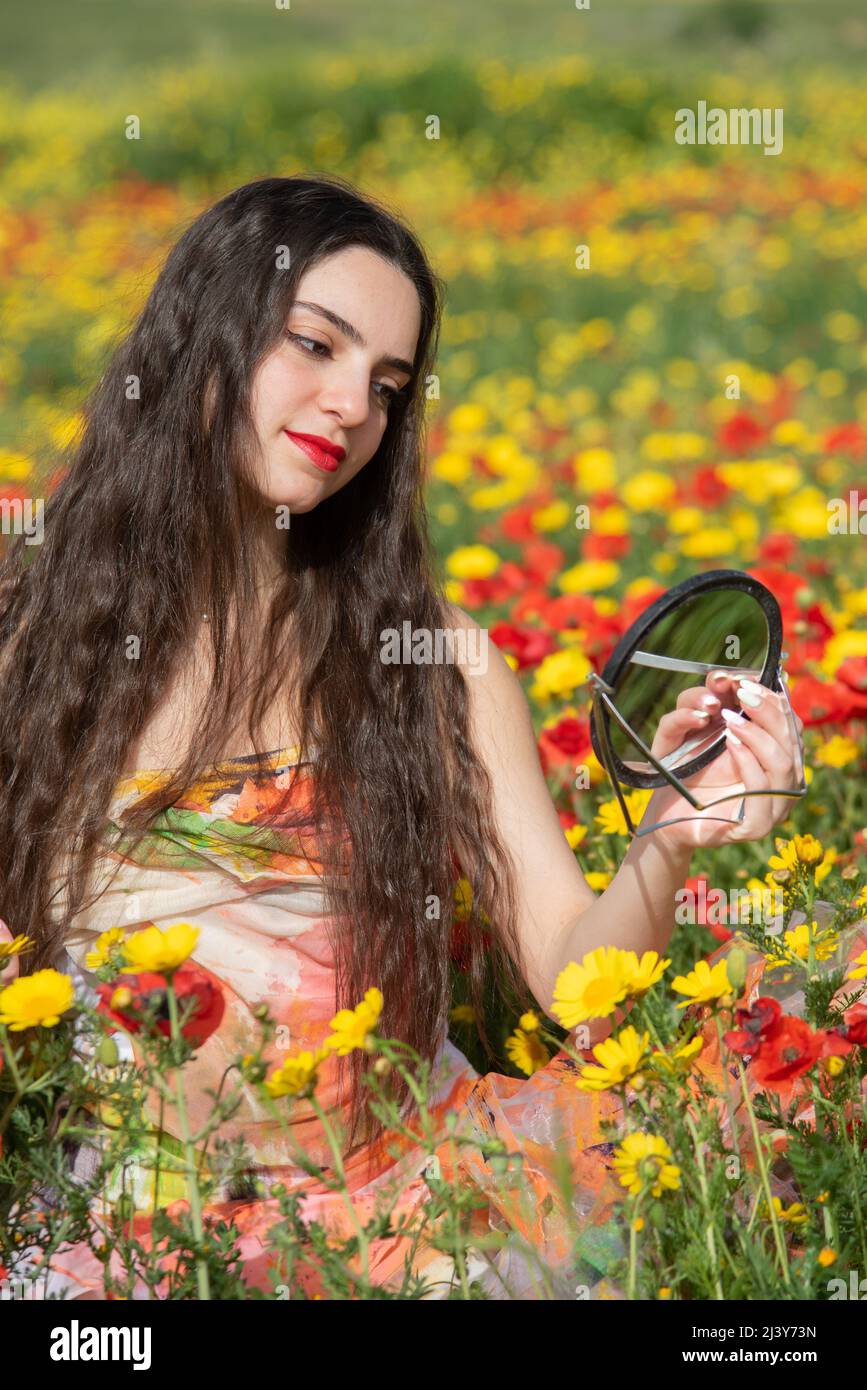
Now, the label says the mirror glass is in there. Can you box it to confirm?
[607,588,770,776]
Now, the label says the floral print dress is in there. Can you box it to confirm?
[17,748,816,1300]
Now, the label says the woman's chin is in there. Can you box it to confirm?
[258,474,330,514]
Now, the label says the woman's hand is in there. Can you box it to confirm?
[642,671,805,848]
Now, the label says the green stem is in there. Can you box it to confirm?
[714,1013,741,1156]
[684,1112,725,1300]
[309,1092,371,1288]
[166,980,211,1301]
[627,1194,643,1300]
[736,1057,791,1289]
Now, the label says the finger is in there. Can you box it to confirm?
[733,680,794,745]
[706,669,748,711]
[651,706,720,758]
[734,684,805,805]
[676,685,723,715]
[720,707,794,787]
[722,709,803,840]
[719,724,772,838]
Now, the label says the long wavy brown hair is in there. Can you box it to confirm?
[0,174,532,1162]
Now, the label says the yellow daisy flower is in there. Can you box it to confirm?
[0,970,76,1030]
[768,835,835,884]
[444,545,501,580]
[85,926,127,972]
[450,1003,477,1024]
[325,987,384,1055]
[765,921,839,972]
[670,959,733,1009]
[594,790,654,836]
[847,950,867,981]
[0,933,34,962]
[814,735,859,769]
[264,1047,331,1099]
[584,871,613,892]
[620,950,670,996]
[565,823,588,850]
[529,648,592,701]
[763,1197,808,1226]
[612,1132,681,1198]
[649,1035,705,1076]
[120,922,199,974]
[505,1027,550,1076]
[574,1025,651,1092]
[550,946,632,1027]
[769,833,824,868]
[453,877,473,920]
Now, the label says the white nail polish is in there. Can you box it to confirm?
[692,710,711,721]
[725,726,743,747]
[738,679,766,697]
[737,690,762,708]
[720,707,745,723]
[700,693,720,708]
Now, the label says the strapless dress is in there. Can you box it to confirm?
[21,745,811,1299]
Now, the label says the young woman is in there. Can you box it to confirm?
[0,174,804,1299]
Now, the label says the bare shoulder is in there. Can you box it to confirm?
[440,600,535,738]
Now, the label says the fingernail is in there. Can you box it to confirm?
[720,708,746,724]
[725,726,743,747]
[737,688,762,708]
[700,694,720,708]
[710,670,731,681]
[691,710,711,721]
[738,679,767,698]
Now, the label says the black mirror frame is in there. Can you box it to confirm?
[587,568,807,838]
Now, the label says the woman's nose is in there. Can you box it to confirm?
[317,370,373,428]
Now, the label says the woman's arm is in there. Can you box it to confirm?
[445,605,692,1019]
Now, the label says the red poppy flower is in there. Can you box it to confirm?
[836,656,867,703]
[510,586,555,623]
[717,412,767,453]
[96,964,225,1048]
[790,674,862,726]
[748,1016,825,1089]
[724,996,783,1055]
[583,532,631,562]
[588,489,620,509]
[838,1002,867,1046]
[689,466,730,509]
[532,592,598,630]
[757,533,798,566]
[521,539,565,585]
[537,714,592,775]
[499,503,539,543]
[823,422,867,457]
[490,622,557,670]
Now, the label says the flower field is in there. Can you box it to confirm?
[2,35,867,1300]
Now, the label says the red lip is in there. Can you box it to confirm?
[284,431,346,473]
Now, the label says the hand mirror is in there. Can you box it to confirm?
[588,568,807,838]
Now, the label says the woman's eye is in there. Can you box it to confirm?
[285,331,330,356]
[372,381,402,407]
[286,331,405,408]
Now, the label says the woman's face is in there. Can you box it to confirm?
[248,245,422,513]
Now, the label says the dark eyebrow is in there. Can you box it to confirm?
[290,300,416,379]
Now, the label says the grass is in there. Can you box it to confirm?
[3,0,867,93]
